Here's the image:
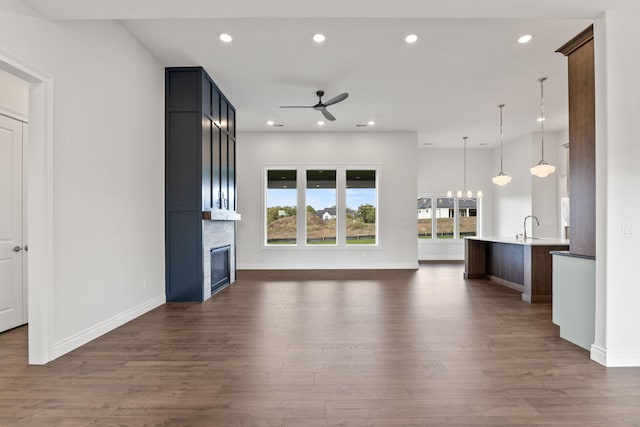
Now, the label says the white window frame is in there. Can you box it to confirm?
[417,193,482,241]
[263,166,380,248]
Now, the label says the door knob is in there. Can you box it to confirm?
[12,246,22,252]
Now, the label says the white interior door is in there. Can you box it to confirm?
[0,113,25,333]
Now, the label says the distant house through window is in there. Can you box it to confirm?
[306,169,337,245]
[265,167,379,247]
[418,195,479,239]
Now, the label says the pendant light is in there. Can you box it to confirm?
[492,104,512,186]
[447,136,482,199]
[530,77,556,178]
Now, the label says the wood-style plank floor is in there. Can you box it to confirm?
[2,264,640,426]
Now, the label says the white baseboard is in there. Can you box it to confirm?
[590,344,607,366]
[237,262,419,270]
[418,255,464,261]
[51,294,166,361]
[591,344,640,367]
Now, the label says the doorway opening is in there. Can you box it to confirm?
[1,52,54,365]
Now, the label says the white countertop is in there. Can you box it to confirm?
[465,236,570,246]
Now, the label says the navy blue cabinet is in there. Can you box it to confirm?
[165,67,236,302]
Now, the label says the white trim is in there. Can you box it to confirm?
[0,50,55,365]
[591,345,640,367]
[21,122,28,323]
[0,107,28,123]
[591,344,607,366]
[51,294,166,361]
[237,262,419,270]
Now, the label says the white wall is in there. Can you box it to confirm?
[0,67,28,120]
[531,131,563,238]
[492,134,533,237]
[492,131,565,239]
[0,9,165,361]
[236,131,418,269]
[593,10,640,367]
[417,147,494,260]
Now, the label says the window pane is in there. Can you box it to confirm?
[459,198,477,237]
[346,170,376,245]
[418,197,432,238]
[306,170,337,245]
[435,197,454,239]
[266,170,297,245]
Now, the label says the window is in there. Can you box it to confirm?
[346,170,377,245]
[265,167,379,247]
[436,197,454,239]
[266,170,297,245]
[459,198,478,237]
[306,170,337,245]
[417,197,432,238]
[418,195,480,240]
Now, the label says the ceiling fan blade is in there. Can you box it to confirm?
[323,92,348,107]
[280,106,314,108]
[321,108,336,121]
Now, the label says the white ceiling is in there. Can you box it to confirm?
[20,0,637,147]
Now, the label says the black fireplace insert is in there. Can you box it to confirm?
[210,245,231,295]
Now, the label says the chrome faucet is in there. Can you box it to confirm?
[523,215,540,240]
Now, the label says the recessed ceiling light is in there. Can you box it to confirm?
[518,34,532,44]
[480,143,489,146]
[317,121,325,126]
[367,120,376,126]
[423,142,433,146]
[266,120,274,126]
[313,33,326,43]
[537,117,546,122]
[219,33,233,43]
[405,34,418,44]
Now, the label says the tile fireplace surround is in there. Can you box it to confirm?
[202,220,236,300]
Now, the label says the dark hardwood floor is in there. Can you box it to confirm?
[2,264,640,426]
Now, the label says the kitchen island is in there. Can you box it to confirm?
[464,236,569,303]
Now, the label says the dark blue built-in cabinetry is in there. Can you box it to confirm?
[165,67,236,302]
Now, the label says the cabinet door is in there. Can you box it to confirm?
[202,118,212,210]
[221,98,229,132]
[228,107,236,138]
[202,76,212,118]
[213,88,221,127]
[212,125,222,209]
[220,132,229,209]
[228,137,236,211]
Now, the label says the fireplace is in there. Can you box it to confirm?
[210,245,231,295]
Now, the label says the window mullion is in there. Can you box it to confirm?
[297,167,306,246]
[336,167,346,246]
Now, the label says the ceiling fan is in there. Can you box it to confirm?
[280,90,349,121]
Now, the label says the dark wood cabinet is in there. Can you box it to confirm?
[165,66,237,302]
[557,26,595,258]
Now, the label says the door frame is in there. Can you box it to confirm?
[0,51,54,365]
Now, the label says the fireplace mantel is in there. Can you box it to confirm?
[202,210,242,221]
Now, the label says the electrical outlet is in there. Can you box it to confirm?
[143,279,149,290]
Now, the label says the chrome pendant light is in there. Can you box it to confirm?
[492,104,512,186]
[530,77,556,178]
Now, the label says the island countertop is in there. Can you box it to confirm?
[464,237,570,303]
[465,236,569,246]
